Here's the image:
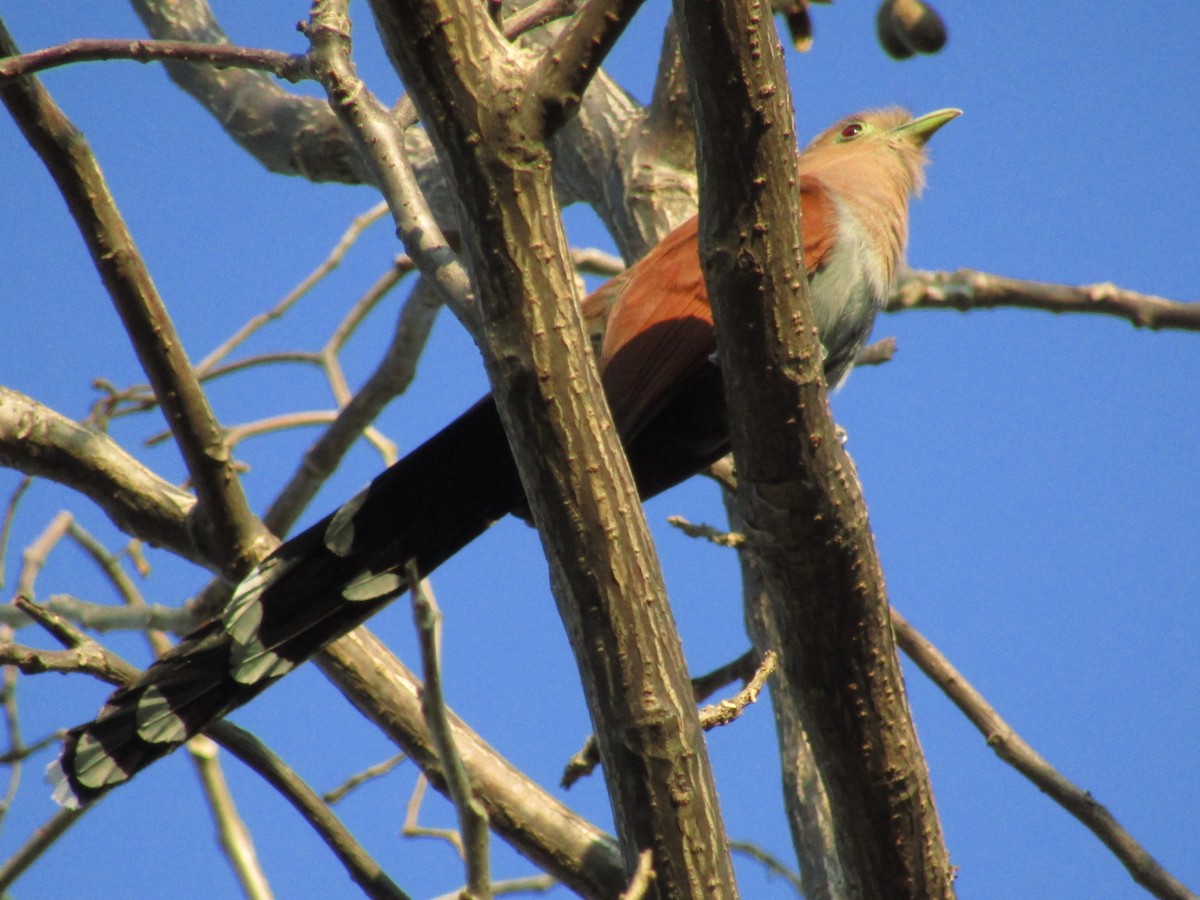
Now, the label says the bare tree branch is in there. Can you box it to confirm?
[197,201,391,374]
[209,723,413,900]
[408,564,490,898]
[0,477,32,588]
[684,509,1199,900]
[0,639,134,684]
[727,840,803,896]
[0,595,194,635]
[403,773,465,856]
[262,275,439,536]
[0,387,200,564]
[305,2,476,330]
[619,850,655,900]
[697,650,775,730]
[892,268,1200,331]
[186,734,274,900]
[0,21,268,577]
[130,0,375,184]
[0,807,87,892]
[324,753,407,805]
[530,0,649,136]
[0,37,308,83]
[628,15,699,244]
[316,629,627,898]
[12,591,411,900]
[891,607,1199,900]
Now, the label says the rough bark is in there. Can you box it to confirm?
[366,0,737,894]
[671,0,954,894]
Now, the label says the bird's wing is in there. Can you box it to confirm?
[798,174,839,274]
[597,218,713,443]
[594,178,838,443]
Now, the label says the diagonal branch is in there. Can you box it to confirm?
[891,608,1198,900]
[529,0,649,136]
[208,723,413,900]
[130,0,374,184]
[0,807,86,892]
[262,275,440,537]
[304,2,477,332]
[316,629,627,898]
[0,387,200,565]
[0,20,267,577]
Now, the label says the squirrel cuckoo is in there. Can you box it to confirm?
[52,107,958,806]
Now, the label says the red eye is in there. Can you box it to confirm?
[840,122,864,140]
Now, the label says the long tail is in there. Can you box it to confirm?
[52,395,523,807]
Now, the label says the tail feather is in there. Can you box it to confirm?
[53,396,523,806]
[54,621,245,805]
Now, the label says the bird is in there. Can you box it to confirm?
[51,106,959,807]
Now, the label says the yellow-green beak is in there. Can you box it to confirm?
[894,108,962,146]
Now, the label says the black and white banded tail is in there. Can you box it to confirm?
[52,396,523,807]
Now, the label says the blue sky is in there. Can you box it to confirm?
[2,2,1198,898]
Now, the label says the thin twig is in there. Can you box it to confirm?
[564,649,767,786]
[853,335,896,368]
[0,625,23,828]
[15,511,71,600]
[11,595,96,653]
[305,1,475,329]
[111,538,270,899]
[212,724,417,900]
[264,274,441,535]
[891,607,1198,900]
[892,268,1200,332]
[0,595,195,636]
[11,593,407,900]
[0,38,309,83]
[402,773,463,856]
[690,649,758,704]
[210,723,413,900]
[571,246,625,277]
[0,728,65,764]
[224,411,395,465]
[64,520,144,608]
[680,514,1195,898]
[11,595,140,680]
[408,562,491,898]
[195,201,391,374]
[0,641,135,686]
[322,260,415,378]
[619,849,655,900]
[188,734,273,900]
[698,650,775,730]
[666,514,744,548]
[727,839,804,895]
[559,736,599,788]
[0,476,32,589]
[324,753,408,804]
[0,807,86,892]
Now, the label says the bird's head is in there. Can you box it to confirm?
[801,106,960,198]
[796,107,959,293]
